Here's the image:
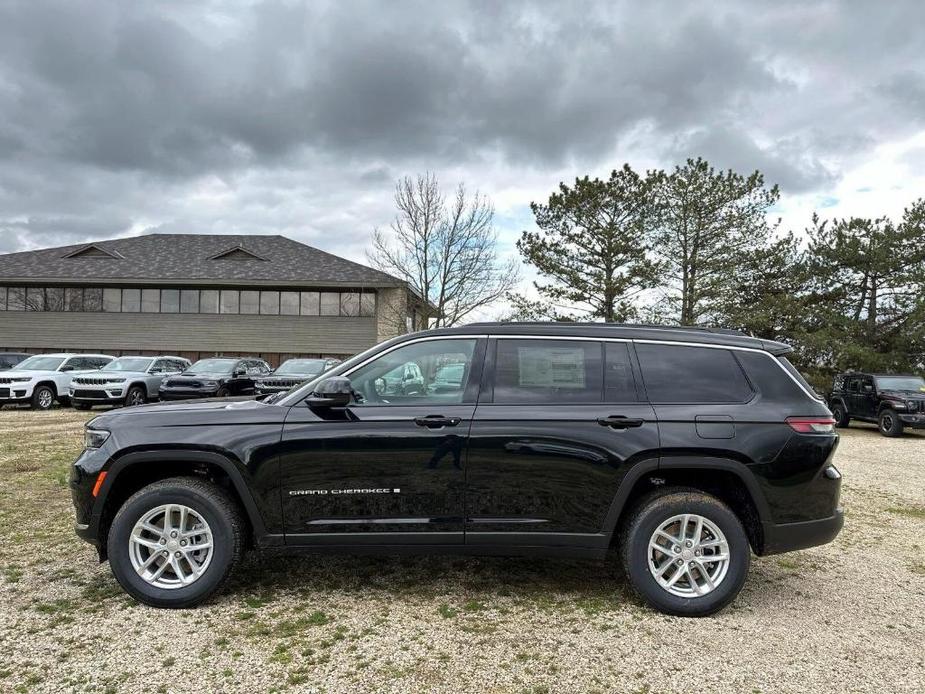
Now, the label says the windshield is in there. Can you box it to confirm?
[15,356,65,371]
[106,357,154,372]
[275,359,327,375]
[875,376,925,392]
[186,359,237,374]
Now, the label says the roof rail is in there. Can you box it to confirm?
[467,321,749,337]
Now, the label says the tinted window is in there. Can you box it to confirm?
[260,291,279,315]
[220,290,239,314]
[320,292,339,316]
[604,342,637,401]
[180,290,199,313]
[300,291,320,315]
[161,289,180,313]
[84,288,102,312]
[280,292,299,315]
[494,339,602,404]
[350,339,477,405]
[65,288,83,312]
[848,378,859,393]
[0,287,5,310]
[200,290,219,314]
[102,288,121,312]
[141,289,160,313]
[636,344,752,403]
[360,293,376,317]
[121,288,141,312]
[240,291,259,315]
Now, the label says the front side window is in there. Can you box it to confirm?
[349,339,477,405]
[636,343,752,404]
[493,339,602,404]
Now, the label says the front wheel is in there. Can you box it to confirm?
[619,489,750,617]
[878,409,903,437]
[216,386,231,398]
[107,477,245,608]
[124,385,146,407]
[31,385,56,411]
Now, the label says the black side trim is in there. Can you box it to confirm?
[759,510,844,555]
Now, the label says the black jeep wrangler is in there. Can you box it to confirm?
[829,372,925,437]
[70,323,843,617]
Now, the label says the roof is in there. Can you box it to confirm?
[0,233,403,288]
[406,322,794,355]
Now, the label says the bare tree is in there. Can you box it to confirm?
[368,173,519,328]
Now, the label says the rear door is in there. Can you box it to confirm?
[465,337,659,549]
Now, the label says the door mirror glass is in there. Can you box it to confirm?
[306,376,354,409]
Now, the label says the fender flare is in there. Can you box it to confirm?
[91,449,273,542]
[829,396,849,413]
[600,455,772,539]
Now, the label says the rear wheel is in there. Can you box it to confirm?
[878,409,903,437]
[31,385,55,411]
[619,489,750,617]
[107,477,245,608]
[124,386,146,407]
[831,403,850,428]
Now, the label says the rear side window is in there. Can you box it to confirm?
[778,356,822,400]
[494,339,602,404]
[636,343,752,404]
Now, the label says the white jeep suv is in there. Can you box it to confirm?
[0,353,114,410]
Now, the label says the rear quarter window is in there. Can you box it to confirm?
[635,343,753,404]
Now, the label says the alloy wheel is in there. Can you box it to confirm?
[128,504,214,589]
[37,389,53,409]
[647,513,730,598]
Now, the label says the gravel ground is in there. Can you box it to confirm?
[0,409,923,693]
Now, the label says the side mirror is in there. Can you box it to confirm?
[306,376,353,409]
[60,365,75,372]
[233,368,246,377]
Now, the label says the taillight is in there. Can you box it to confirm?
[786,416,836,434]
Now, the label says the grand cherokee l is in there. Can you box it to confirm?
[158,357,270,400]
[70,324,843,617]
[70,356,191,409]
[1,353,113,409]
[254,358,341,396]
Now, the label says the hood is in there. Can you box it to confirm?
[78,370,148,379]
[880,389,925,398]
[0,369,96,378]
[93,396,263,421]
[178,372,231,379]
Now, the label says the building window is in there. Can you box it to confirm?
[220,290,239,314]
[161,289,180,313]
[360,293,376,317]
[240,290,259,315]
[0,287,6,310]
[340,292,360,316]
[84,288,102,312]
[65,287,83,312]
[180,289,200,313]
[121,288,141,312]
[200,290,219,314]
[300,291,320,315]
[103,288,121,312]
[260,291,280,315]
[280,291,299,315]
[320,292,340,316]
[6,288,24,311]
[141,289,160,313]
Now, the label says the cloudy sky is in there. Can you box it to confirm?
[1,0,924,300]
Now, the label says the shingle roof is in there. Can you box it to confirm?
[0,233,402,287]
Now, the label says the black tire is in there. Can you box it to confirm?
[831,403,850,428]
[74,403,92,411]
[31,384,56,411]
[124,385,146,407]
[619,488,750,617]
[107,476,245,608]
[878,409,903,437]
[216,386,231,398]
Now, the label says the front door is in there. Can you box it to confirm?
[465,338,659,549]
[857,376,877,419]
[280,337,485,545]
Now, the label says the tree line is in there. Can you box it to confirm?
[370,162,925,390]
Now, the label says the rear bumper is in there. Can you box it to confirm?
[760,509,844,555]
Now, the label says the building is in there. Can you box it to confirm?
[0,233,432,365]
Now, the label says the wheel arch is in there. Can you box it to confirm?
[92,449,275,560]
[603,456,771,555]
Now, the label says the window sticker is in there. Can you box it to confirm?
[517,346,586,388]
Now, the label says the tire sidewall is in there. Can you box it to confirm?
[125,386,145,407]
[217,386,231,398]
[879,409,902,437]
[108,485,235,607]
[832,404,848,427]
[625,495,750,617]
[32,385,55,410]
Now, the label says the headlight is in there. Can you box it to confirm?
[10,377,31,383]
[201,380,218,388]
[108,378,126,384]
[255,380,265,387]
[85,429,111,449]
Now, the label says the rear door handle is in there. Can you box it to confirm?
[413,415,461,429]
[597,415,645,429]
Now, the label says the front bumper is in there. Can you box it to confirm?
[159,388,219,400]
[0,382,35,402]
[760,509,844,555]
[70,387,126,405]
[898,413,925,428]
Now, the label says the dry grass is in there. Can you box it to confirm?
[0,409,923,693]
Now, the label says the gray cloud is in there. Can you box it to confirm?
[0,0,923,258]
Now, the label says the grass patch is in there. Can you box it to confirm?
[886,505,925,521]
[437,603,458,619]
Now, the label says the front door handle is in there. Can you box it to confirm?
[413,415,461,429]
[598,415,645,429]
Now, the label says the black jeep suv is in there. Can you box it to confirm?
[70,323,843,617]
[158,357,271,400]
[829,371,925,436]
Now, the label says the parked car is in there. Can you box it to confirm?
[0,353,113,410]
[70,356,191,409]
[158,357,270,400]
[0,353,32,371]
[255,358,341,396]
[71,323,842,617]
[829,371,925,436]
